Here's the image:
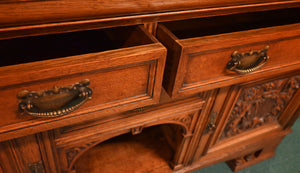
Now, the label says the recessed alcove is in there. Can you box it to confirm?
[72,124,185,172]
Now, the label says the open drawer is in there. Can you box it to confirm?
[157,8,300,98]
[0,25,166,141]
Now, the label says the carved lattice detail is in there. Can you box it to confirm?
[221,75,300,139]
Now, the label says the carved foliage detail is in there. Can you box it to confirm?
[65,141,97,167]
[222,75,300,139]
[172,113,194,131]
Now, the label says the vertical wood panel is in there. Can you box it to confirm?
[144,22,158,36]
[0,141,19,173]
[37,131,60,173]
[10,135,44,172]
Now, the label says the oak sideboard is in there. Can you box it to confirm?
[0,0,299,172]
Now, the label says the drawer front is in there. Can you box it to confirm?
[158,23,300,97]
[0,27,166,141]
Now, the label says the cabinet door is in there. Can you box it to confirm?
[193,73,300,163]
[220,74,299,141]
[0,132,58,173]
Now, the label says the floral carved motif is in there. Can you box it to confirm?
[221,75,300,139]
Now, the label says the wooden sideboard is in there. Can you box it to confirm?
[0,1,299,172]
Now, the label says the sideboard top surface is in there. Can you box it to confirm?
[0,0,290,27]
[1,0,300,40]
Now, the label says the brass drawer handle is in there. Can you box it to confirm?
[226,46,269,74]
[17,79,92,118]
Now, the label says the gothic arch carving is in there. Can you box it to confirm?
[65,112,195,171]
[147,113,194,135]
[65,130,128,171]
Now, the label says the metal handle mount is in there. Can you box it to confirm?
[17,79,92,118]
[226,46,269,74]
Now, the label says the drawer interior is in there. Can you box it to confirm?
[161,7,300,39]
[0,25,155,67]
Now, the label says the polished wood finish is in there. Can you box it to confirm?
[157,11,300,97]
[54,96,204,172]
[220,75,300,140]
[1,1,300,40]
[2,0,296,28]
[0,1,299,173]
[74,126,174,173]
[0,25,166,141]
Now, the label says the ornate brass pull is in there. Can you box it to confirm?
[226,46,269,74]
[17,79,92,118]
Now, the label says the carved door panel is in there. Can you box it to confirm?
[219,74,300,141]
[193,73,300,161]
